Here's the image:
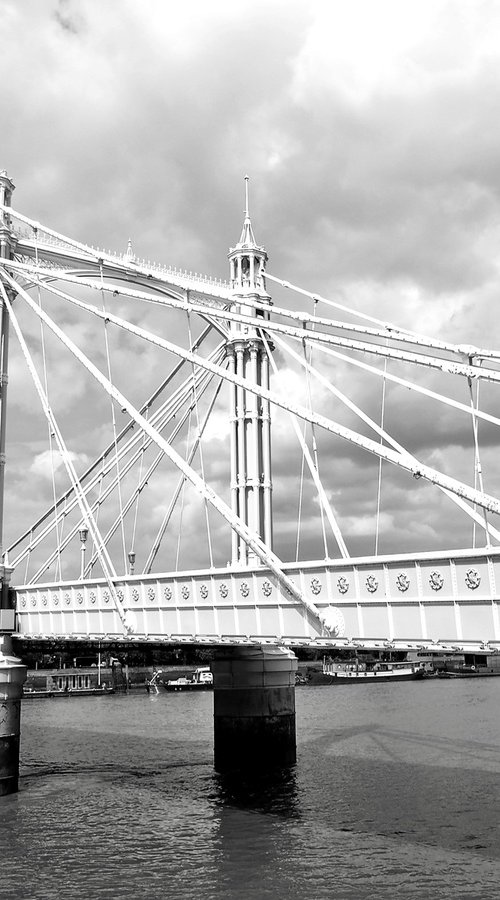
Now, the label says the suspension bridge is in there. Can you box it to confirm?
[1,169,500,788]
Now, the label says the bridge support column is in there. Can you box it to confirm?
[0,634,26,795]
[212,645,297,771]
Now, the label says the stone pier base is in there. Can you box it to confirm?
[212,645,297,772]
[0,635,26,795]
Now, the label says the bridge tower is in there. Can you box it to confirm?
[0,171,26,795]
[227,177,273,565]
[213,180,297,773]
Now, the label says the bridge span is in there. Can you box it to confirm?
[9,547,500,655]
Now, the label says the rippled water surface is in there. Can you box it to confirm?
[2,678,500,899]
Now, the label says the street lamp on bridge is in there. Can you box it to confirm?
[78,527,88,579]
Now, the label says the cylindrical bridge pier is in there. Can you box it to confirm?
[212,645,298,771]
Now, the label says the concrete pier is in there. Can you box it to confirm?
[0,634,26,795]
[212,645,297,771]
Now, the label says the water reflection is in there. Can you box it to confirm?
[213,765,300,818]
[210,767,302,900]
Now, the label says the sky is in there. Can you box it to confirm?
[2,0,500,579]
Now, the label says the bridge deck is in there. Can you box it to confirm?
[11,547,500,652]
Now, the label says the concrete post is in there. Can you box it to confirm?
[0,633,26,795]
[212,645,297,771]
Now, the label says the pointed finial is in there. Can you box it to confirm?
[244,175,250,220]
[125,238,135,262]
[238,175,256,246]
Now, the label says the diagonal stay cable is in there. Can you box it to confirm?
[6,268,500,517]
[8,257,500,383]
[26,352,222,582]
[7,320,216,557]
[0,283,132,632]
[4,270,328,631]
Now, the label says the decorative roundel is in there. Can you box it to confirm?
[465,568,481,590]
[262,580,272,597]
[219,583,229,599]
[429,570,444,591]
[103,590,110,604]
[322,606,346,637]
[181,585,190,600]
[310,577,322,595]
[30,596,37,607]
[21,598,26,608]
[53,595,59,606]
[200,584,209,600]
[164,586,172,601]
[117,589,124,602]
[41,594,48,607]
[240,581,250,598]
[132,589,140,603]
[337,576,349,594]
[64,592,71,606]
[89,591,96,604]
[396,573,410,593]
[76,592,84,605]
[148,587,155,602]
[366,575,378,593]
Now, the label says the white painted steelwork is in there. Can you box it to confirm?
[3,179,500,653]
[14,547,500,651]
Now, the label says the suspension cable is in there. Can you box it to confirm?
[9,257,500,384]
[129,404,148,566]
[30,351,222,582]
[272,331,500,542]
[261,331,349,558]
[5,268,500,521]
[7,300,214,558]
[83,371,218,577]
[295,416,307,563]
[175,407,191,571]
[0,283,132,632]
[100,260,128,571]
[374,349,388,556]
[304,300,329,559]
[5,273,328,630]
[144,373,224,573]
[186,301,214,567]
[34,227,64,581]
[468,357,489,548]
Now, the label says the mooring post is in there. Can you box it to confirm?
[212,645,298,771]
[0,633,26,795]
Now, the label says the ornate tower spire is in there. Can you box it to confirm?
[227,178,273,566]
[228,176,269,296]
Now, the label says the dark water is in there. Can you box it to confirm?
[2,679,500,899]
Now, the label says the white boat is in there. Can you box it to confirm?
[163,666,213,691]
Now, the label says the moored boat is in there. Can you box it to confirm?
[163,666,213,691]
[308,660,424,685]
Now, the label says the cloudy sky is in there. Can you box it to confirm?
[2,0,500,579]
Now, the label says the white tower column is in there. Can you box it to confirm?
[227,178,272,565]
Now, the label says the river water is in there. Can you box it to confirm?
[1,678,499,899]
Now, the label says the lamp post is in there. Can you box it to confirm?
[128,551,135,576]
[79,527,88,579]
[97,641,101,688]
